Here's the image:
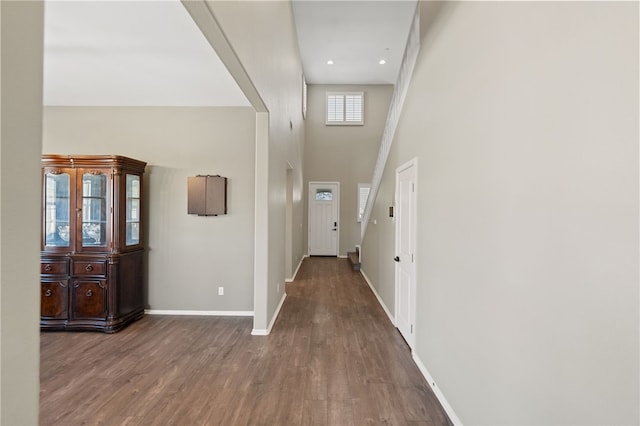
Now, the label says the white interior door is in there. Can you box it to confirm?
[395,160,417,348]
[308,182,339,256]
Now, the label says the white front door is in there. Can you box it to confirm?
[308,182,339,256]
[395,159,417,348]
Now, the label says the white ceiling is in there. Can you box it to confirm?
[292,0,417,85]
[44,0,250,107]
[44,0,417,107]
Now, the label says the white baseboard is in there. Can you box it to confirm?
[285,255,307,283]
[338,254,348,258]
[360,269,395,325]
[412,353,463,425]
[358,270,460,424]
[145,309,253,317]
[251,291,287,336]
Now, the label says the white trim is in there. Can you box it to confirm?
[412,353,463,426]
[338,255,348,259]
[251,291,286,336]
[325,91,364,126]
[360,269,394,325]
[395,157,418,349]
[145,309,253,317]
[358,268,462,425]
[285,255,306,283]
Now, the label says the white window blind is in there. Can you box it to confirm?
[357,183,371,222]
[326,92,363,125]
[345,95,362,122]
[327,95,344,122]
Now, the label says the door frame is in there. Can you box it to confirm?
[308,181,340,256]
[395,158,417,349]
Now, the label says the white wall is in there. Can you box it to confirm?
[43,106,256,312]
[0,2,43,424]
[362,1,639,424]
[304,84,393,256]
[205,1,306,330]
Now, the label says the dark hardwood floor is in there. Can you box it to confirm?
[40,257,452,425]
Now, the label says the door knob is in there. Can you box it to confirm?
[394,256,400,262]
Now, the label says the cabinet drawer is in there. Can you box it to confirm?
[41,260,68,275]
[72,261,106,276]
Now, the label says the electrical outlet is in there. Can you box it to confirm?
[277,283,280,293]
[218,286,224,296]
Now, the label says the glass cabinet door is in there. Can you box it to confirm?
[81,172,108,248]
[44,171,71,247]
[125,174,141,246]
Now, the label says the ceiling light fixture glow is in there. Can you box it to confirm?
[327,60,334,65]
[379,59,387,65]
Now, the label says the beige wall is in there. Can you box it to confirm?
[205,1,306,330]
[304,84,393,256]
[43,107,256,312]
[0,2,43,424]
[359,144,398,307]
[362,1,639,424]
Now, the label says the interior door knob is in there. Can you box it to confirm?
[394,256,400,262]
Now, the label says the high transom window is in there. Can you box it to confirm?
[326,92,364,125]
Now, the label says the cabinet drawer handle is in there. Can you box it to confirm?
[86,290,93,297]
[85,264,94,272]
[44,264,52,272]
[44,289,52,297]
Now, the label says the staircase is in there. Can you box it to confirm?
[348,246,361,271]
[360,5,421,241]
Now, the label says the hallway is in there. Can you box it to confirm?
[40,257,451,425]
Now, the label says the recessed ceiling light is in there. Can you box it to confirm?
[327,60,334,65]
[379,59,387,65]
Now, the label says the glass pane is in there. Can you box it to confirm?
[127,175,140,198]
[316,189,333,201]
[126,174,141,245]
[44,172,71,247]
[82,173,107,247]
[126,222,140,245]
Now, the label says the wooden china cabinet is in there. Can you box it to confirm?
[40,155,146,333]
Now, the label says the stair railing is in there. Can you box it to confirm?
[361,4,421,240]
